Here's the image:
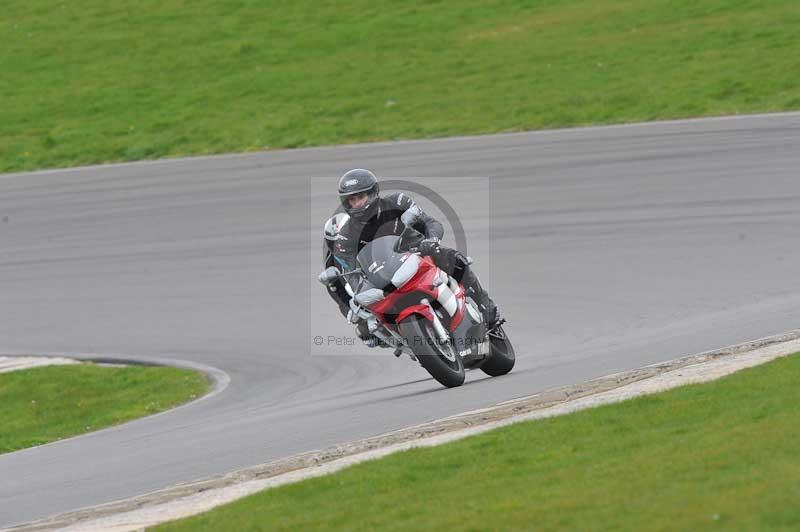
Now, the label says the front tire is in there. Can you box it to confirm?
[400,316,465,388]
[480,325,515,376]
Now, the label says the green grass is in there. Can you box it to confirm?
[157,353,800,531]
[0,363,210,454]
[2,0,799,172]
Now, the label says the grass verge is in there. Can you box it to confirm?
[2,0,799,172]
[0,363,210,454]
[156,352,800,531]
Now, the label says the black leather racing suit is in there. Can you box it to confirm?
[323,192,444,317]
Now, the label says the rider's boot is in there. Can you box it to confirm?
[363,336,382,348]
[418,242,501,329]
[355,320,377,348]
[356,320,391,348]
[461,268,499,329]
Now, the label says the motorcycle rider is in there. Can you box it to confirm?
[321,168,499,347]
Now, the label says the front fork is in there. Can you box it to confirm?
[421,298,451,344]
[370,300,451,361]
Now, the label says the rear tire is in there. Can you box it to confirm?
[400,316,465,388]
[480,325,515,376]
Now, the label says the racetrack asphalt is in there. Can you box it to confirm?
[1,113,799,527]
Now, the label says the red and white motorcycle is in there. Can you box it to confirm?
[320,234,514,388]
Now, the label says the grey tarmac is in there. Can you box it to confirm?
[10,329,800,532]
[1,113,799,527]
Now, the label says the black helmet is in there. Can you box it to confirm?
[338,168,380,219]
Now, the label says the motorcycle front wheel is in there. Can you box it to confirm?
[400,316,465,388]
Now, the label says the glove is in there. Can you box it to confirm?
[418,241,470,278]
[418,237,441,256]
[318,266,341,285]
[395,226,425,252]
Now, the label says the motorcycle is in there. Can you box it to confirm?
[319,233,514,388]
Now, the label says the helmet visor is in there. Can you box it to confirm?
[340,189,378,217]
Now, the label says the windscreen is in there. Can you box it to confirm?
[357,236,405,290]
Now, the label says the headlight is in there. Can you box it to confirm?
[354,288,386,306]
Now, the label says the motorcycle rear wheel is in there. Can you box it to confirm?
[400,316,465,388]
[480,325,515,376]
